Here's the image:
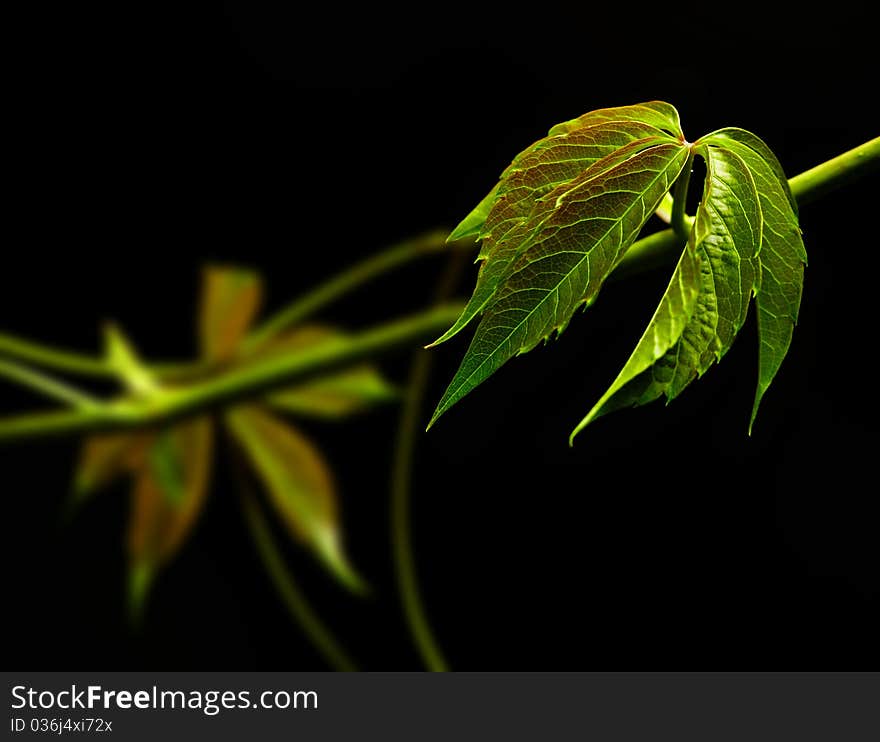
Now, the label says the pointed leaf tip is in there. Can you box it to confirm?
[127,560,155,627]
[748,387,768,436]
[126,417,213,615]
[425,408,441,432]
[571,240,700,438]
[226,406,364,593]
[447,184,500,242]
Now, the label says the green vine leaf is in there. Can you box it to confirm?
[226,405,365,593]
[569,231,702,439]
[699,129,806,430]
[269,365,397,419]
[259,326,398,419]
[430,102,808,442]
[570,140,763,437]
[447,100,683,244]
[437,103,685,346]
[428,103,689,428]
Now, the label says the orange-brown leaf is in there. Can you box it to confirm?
[199,266,263,361]
[72,432,149,504]
[127,416,214,613]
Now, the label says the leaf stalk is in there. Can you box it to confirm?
[0,358,99,410]
[671,149,695,242]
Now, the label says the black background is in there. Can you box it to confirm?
[4,2,878,670]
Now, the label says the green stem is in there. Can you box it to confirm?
[0,408,103,441]
[389,252,465,672]
[0,358,98,409]
[654,192,674,224]
[0,303,466,442]
[0,333,112,377]
[0,329,209,383]
[172,303,466,417]
[610,228,680,281]
[788,136,880,206]
[671,150,694,242]
[238,483,358,671]
[243,229,466,353]
[391,348,448,671]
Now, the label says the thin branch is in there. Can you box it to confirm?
[610,228,680,281]
[0,358,99,409]
[391,347,448,671]
[389,252,465,672]
[654,192,674,224]
[788,136,880,206]
[671,150,695,242]
[0,329,208,383]
[0,332,112,378]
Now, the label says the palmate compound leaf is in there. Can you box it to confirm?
[428,124,690,426]
[68,264,392,613]
[430,102,807,441]
[198,268,378,591]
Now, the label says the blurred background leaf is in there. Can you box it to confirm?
[200,266,263,363]
[265,326,398,419]
[65,264,384,622]
[226,404,365,593]
[127,417,213,619]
